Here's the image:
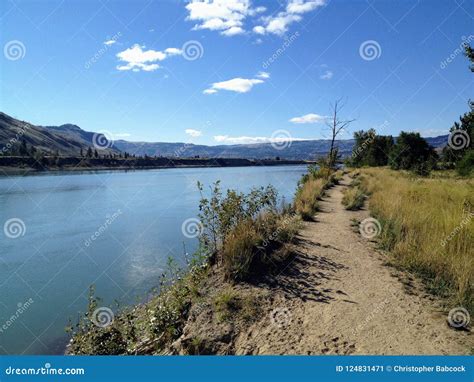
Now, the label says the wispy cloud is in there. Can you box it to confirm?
[253,0,326,36]
[204,72,269,94]
[104,39,117,46]
[116,44,182,72]
[185,0,324,37]
[289,113,327,124]
[185,129,203,137]
[214,135,308,144]
[185,0,265,36]
[320,70,333,80]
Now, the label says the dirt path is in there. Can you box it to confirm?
[235,175,472,355]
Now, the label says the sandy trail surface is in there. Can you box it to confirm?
[235,176,472,355]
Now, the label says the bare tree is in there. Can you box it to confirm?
[325,98,356,168]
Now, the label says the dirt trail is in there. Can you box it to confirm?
[235,175,472,355]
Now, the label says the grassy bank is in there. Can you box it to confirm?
[68,167,337,355]
[352,168,473,310]
[294,166,343,220]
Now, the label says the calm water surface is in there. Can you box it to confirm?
[0,165,307,354]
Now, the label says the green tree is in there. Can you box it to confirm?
[19,139,28,156]
[389,132,438,173]
[351,129,394,167]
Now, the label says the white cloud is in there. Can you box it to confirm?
[290,113,327,124]
[185,0,255,36]
[256,71,270,79]
[204,72,269,94]
[221,26,246,36]
[253,0,326,36]
[116,44,182,72]
[214,135,308,144]
[185,129,203,137]
[320,70,333,80]
[185,1,324,37]
[286,0,326,14]
[104,39,117,46]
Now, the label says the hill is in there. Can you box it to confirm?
[0,112,449,160]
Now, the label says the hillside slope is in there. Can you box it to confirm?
[0,112,449,160]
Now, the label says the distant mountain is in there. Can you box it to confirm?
[0,112,119,156]
[0,112,449,160]
[113,135,449,160]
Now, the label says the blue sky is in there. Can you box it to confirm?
[1,0,473,145]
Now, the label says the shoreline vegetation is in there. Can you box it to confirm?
[0,156,313,175]
[66,164,473,355]
[66,44,473,356]
[66,164,342,355]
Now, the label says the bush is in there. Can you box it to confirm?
[456,150,474,177]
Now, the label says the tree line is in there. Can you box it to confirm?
[347,44,473,176]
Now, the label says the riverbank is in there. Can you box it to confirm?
[0,156,313,175]
[67,167,472,355]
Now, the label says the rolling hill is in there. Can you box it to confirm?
[0,112,449,160]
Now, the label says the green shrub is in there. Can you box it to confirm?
[456,150,474,177]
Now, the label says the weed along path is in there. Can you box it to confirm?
[234,175,472,355]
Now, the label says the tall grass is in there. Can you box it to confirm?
[294,178,325,220]
[359,168,473,310]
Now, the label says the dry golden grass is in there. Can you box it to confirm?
[342,186,365,210]
[359,168,473,309]
[294,178,325,220]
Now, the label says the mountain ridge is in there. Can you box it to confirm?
[0,112,449,160]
